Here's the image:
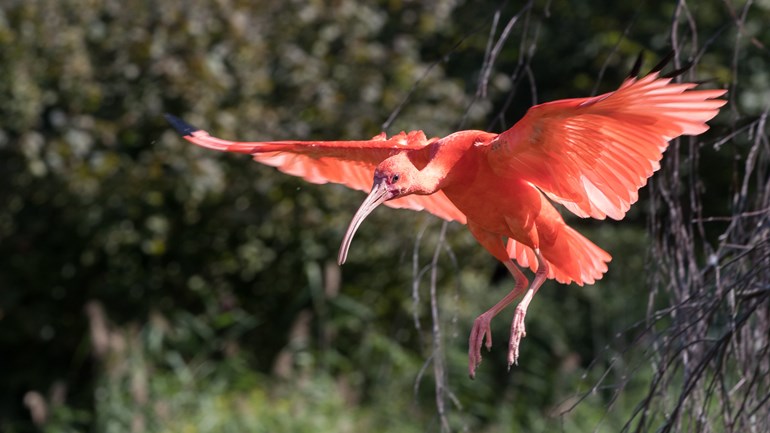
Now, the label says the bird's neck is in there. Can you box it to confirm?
[413,166,444,195]
[413,131,491,193]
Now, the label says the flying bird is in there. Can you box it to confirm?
[166,58,726,378]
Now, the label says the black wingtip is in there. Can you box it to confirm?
[164,113,199,137]
[628,50,644,78]
[650,50,676,74]
[662,61,694,79]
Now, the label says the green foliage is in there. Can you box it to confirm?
[1,0,768,432]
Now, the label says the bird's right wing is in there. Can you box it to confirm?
[165,114,467,223]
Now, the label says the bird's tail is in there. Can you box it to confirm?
[506,225,611,286]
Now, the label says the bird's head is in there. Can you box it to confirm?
[338,153,421,265]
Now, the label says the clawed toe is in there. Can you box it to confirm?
[508,306,528,368]
[468,315,493,379]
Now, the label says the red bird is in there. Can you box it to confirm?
[166,62,725,378]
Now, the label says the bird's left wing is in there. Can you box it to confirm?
[481,73,726,220]
[165,114,467,223]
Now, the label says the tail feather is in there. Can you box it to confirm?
[506,225,611,285]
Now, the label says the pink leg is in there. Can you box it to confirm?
[468,260,528,378]
[507,248,549,368]
[466,222,531,379]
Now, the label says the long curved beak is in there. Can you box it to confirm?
[338,182,391,265]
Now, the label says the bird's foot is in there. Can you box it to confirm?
[507,305,528,369]
[468,313,494,379]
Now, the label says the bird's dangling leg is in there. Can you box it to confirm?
[466,222,530,379]
[507,248,549,368]
[468,261,528,378]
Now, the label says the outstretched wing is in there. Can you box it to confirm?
[483,73,726,220]
[165,114,466,223]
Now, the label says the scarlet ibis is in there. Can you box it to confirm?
[166,61,725,378]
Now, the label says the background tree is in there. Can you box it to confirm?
[0,0,767,432]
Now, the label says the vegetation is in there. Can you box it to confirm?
[1,0,767,431]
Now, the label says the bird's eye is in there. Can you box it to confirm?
[391,174,399,183]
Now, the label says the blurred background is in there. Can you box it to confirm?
[1,0,768,432]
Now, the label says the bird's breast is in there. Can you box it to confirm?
[442,170,544,239]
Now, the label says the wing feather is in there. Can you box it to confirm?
[485,73,726,220]
[167,115,467,223]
